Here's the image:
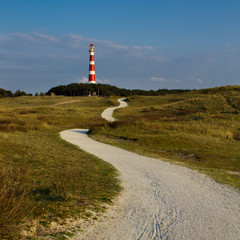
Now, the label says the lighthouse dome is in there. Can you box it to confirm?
[89,44,95,52]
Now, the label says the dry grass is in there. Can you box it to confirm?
[1,89,239,238]
[0,165,32,239]
[90,87,240,190]
[0,96,120,239]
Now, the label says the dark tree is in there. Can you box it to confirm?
[0,88,14,98]
[15,90,27,97]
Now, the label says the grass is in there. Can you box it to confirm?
[0,165,31,239]
[0,95,120,239]
[90,86,240,190]
[1,88,240,238]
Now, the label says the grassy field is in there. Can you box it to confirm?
[0,96,120,239]
[90,86,240,190]
[1,87,240,238]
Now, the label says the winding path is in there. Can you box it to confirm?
[101,98,128,122]
[60,99,240,240]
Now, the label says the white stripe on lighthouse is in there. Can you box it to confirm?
[90,52,94,55]
[89,71,95,74]
[90,61,95,64]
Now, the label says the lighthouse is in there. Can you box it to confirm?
[89,44,96,84]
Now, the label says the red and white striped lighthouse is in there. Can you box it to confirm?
[89,44,96,84]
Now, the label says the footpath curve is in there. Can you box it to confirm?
[101,98,128,122]
[60,99,240,240]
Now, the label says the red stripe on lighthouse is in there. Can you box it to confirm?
[89,74,95,82]
[89,44,96,84]
[89,65,95,71]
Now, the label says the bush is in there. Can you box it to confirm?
[15,90,27,97]
[0,88,14,98]
[233,132,240,141]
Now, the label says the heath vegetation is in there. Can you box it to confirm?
[90,86,240,190]
[0,95,120,239]
[1,85,240,239]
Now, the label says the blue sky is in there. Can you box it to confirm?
[0,0,239,93]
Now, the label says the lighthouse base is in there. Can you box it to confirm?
[89,74,96,84]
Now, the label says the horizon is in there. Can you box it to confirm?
[0,0,240,93]
[2,82,240,96]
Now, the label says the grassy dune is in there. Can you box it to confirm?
[0,96,120,239]
[90,86,240,190]
[1,87,240,238]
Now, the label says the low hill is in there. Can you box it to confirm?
[46,83,190,96]
[46,83,240,97]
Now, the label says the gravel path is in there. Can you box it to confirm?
[60,99,240,240]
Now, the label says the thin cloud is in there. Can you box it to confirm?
[175,80,182,83]
[60,35,130,50]
[10,33,36,42]
[133,46,153,50]
[30,32,57,42]
[78,77,88,83]
[191,77,203,83]
[96,78,110,84]
[95,39,129,50]
[66,34,85,41]
[0,32,155,54]
[150,76,166,82]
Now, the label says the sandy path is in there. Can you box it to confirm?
[53,100,82,106]
[101,98,128,122]
[60,99,240,240]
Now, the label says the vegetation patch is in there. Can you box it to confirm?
[90,86,240,191]
[1,85,240,238]
[0,96,121,239]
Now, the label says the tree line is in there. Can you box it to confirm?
[2,84,238,98]
[0,88,46,98]
[46,83,190,97]
[0,89,31,98]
